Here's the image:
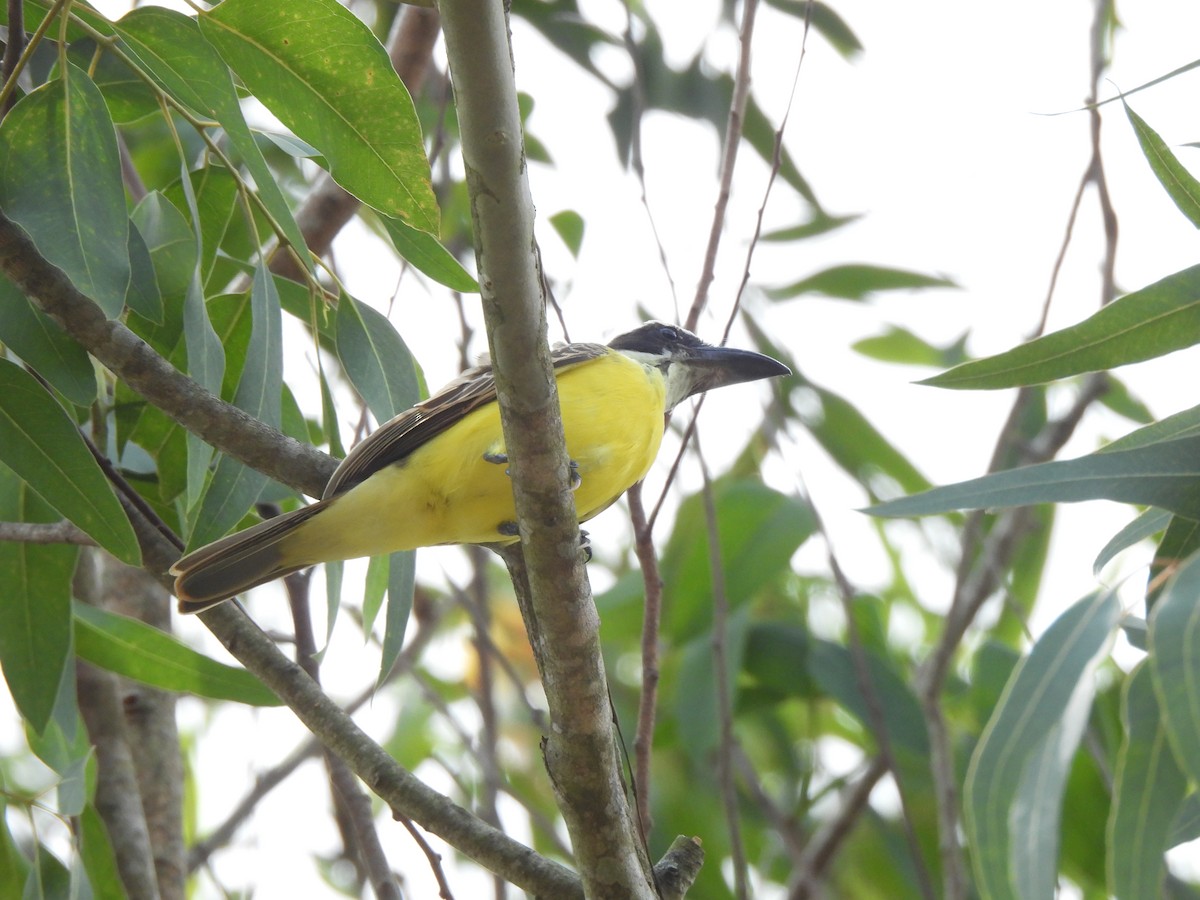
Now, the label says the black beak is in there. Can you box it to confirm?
[679,344,791,400]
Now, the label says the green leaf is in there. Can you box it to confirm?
[235,264,284,429]
[131,191,197,301]
[965,589,1120,900]
[1149,551,1200,785]
[807,638,929,759]
[0,277,96,407]
[361,553,389,636]
[745,94,816,205]
[1148,515,1200,611]
[1122,617,1149,652]
[1093,508,1170,575]
[182,275,224,511]
[1097,373,1155,425]
[188,266,282,548]
[25,707,91,816]
[741,621,816,699]
[1124,102,1200,228]
[27,841,72,899]
[761,211,861,242]
[674,610,750,763]
[0,800,26,899]
[78,804,127,900]
[925,265,1200,390]
[0,66,129,317]
[767,264,956,301]
[661,479,817,640]
[0,0,113,40]
[853,326,968,369]
[319,356,346,459]
[870,434,1200,522]
[199,0,438,230]
[0,474,76,734]
[82,39,160,124]
[0,359,139,564]
[378,550,416,687]
[1107,662,1187,900]
[1105,399,1200,452]
[167,166,248,291]
[548,210,585,257]
[114,6,310,268]
[808,1,864,58]
[767,1,863,58]
[125,219,164,322]
[335,294,420,423]
[73,602,280,706]
[379,215,478,292]
[800,380,931,497]
[1169,794,1200,848]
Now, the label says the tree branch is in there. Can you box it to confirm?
[195,600,584,897]
[0,519,95,545]
[440,1,656,896]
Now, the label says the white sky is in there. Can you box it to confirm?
[6,1,1200,896]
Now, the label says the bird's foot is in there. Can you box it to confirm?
[497,520,520,538]
[568,459,581,491]
[579,529,592,563]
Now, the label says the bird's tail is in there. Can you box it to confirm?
[171,504,326,613]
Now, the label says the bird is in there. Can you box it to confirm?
[171,322,790,612]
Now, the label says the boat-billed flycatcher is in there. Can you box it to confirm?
[171,322,789,612]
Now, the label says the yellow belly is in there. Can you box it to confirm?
[283,352,666,564]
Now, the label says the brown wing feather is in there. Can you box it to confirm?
[322,342,609,499]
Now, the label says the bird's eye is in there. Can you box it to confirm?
[657,325,678,342]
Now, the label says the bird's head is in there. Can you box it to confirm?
[608,322,791,410]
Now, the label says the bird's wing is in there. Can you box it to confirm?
[322,341,609,499]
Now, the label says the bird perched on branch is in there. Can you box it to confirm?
[171,322,789,612]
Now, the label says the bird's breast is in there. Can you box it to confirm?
[288,350,668,558]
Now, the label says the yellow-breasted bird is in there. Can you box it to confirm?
[171,322,789,612]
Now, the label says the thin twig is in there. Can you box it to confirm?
[686,0,760,332]
[447,577,549,730]
[723,0,812,346]
[697,445,749,900]
[397,815,456,900]
[286,569,403,900]
[647,400,704,533]
[789,756,888,897]
[464,546,509,900]
[628,482,663,839]
[732,744,804,860]
[2,0,24,116]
